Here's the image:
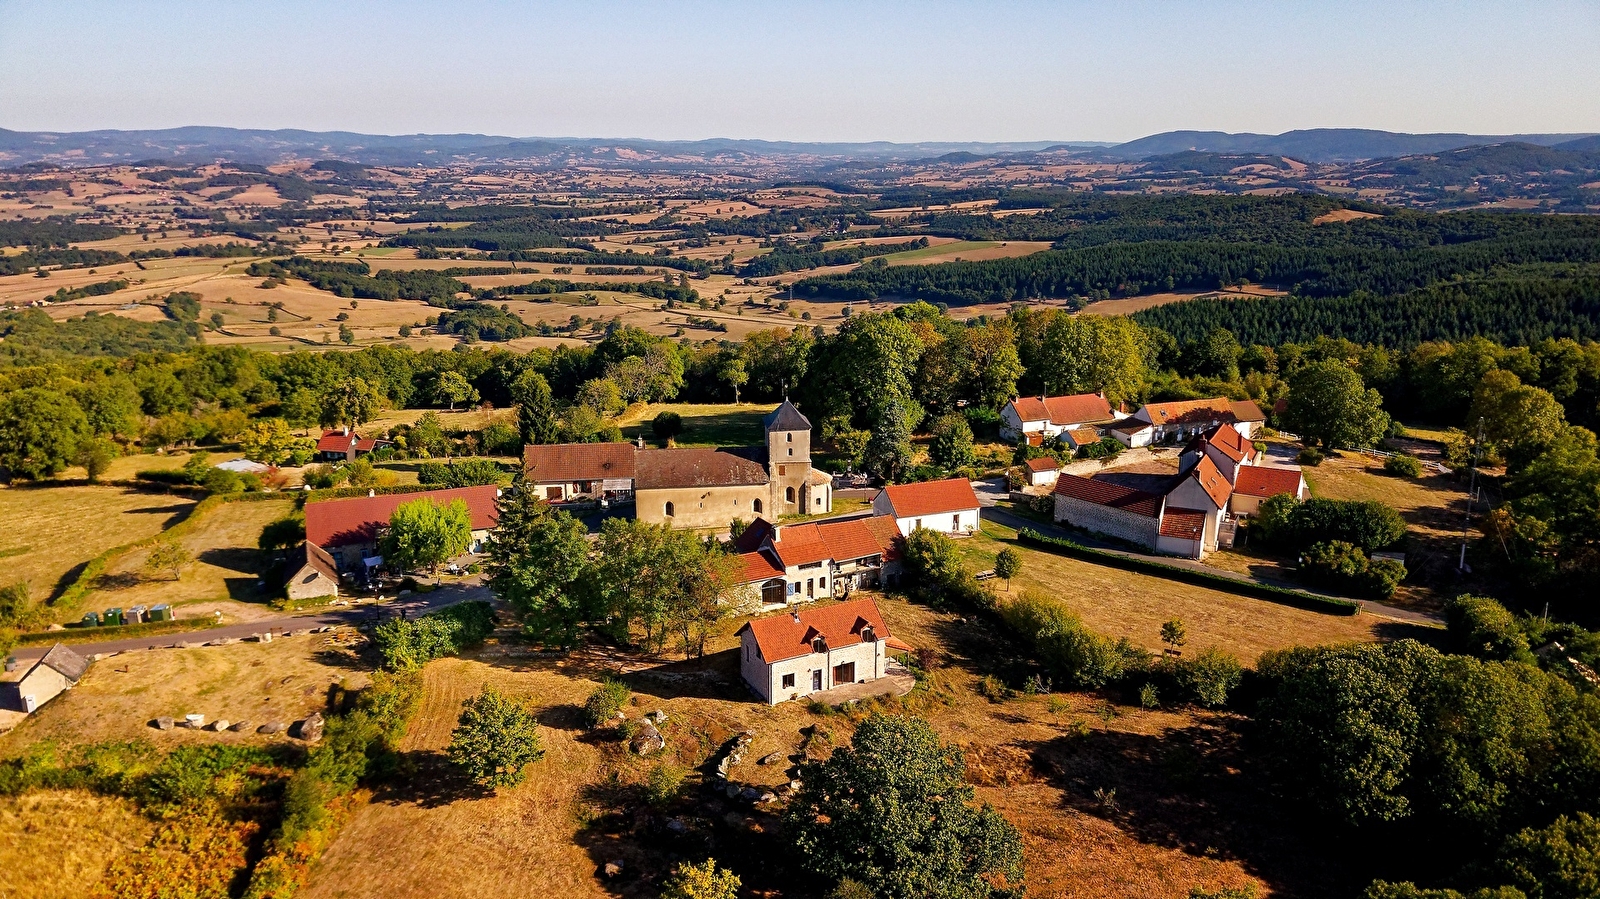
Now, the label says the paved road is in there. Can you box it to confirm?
[973,481,1442,627]
[10,582,490,663]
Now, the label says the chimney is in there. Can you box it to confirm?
[772,524,782,542]
[635,435,645,449]
[343,426,351,437]
[790,610,801,623]
[368,489,375,498]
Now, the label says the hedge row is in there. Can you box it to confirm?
[1014,528,1361,616]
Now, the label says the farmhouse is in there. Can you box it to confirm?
[521,400,831,529]
[873,477,981,536]
[1108,397,1266,448]
[737,597,913,705]
[1053,424,1303,558]
[316,427,392,462]
[1,643,89,714]
[733,514,904,608]
[304,484,501,572]
[999,392,1116,444]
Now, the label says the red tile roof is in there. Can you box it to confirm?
[1024,456,1060,473]
[738,549,785,583]
[1139,397,1238,427]
[1063,427,1102,448]
[316,430,387,453]
[635,447,767,490]
[1185,454,1234,509]
[306,485,500,548]
[1234,465,1306,499]
[880,477,980,519]
[1197,423,1254,463]
[861,515,904,562]
[738,597,894,664]
[1159,509,1207,539]
[522,442,637,482]
[1053,473,1161,517]
[1010,393,1115,426]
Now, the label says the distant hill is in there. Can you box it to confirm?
[1106,128,1596,163]
[0,127,1106,168]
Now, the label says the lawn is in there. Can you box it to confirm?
[616,402,777,447]
[85,497,297,622]
[0,485,198,616]
[959,520,1385,662]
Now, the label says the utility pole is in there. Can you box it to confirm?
[1458,416,1485,573]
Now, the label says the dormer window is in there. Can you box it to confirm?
[860,625,876,643]
[812,636,828,653]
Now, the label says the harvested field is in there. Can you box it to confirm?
[960,520,1386,661]
[1083,283,1286,316]
[1312,208,1383,224]
[0,485,198,615]
[882,240,1052,266]
[86,497,296,620]
[0,790,153,899]
[2,633,371,750]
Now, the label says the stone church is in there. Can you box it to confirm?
[521,400,833,530]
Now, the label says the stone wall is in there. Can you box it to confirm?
[636,484,769,530]
[1053,494,1161,548]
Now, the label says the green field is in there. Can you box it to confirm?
[616,402,776,447]
[880,240,1000,263]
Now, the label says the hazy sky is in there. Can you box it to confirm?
[3,0,1598,142]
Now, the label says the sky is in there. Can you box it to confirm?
[2,0,1598,143]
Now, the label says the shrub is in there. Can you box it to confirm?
[1445,594,1532,662]
[1300,541,1405,600]
[1290,498,1407,552]
[645,761,686,808]
[1171,647,1244,708]
[1000,591,1148,688]
[1298,447,1325,466]
[448,687,544,790]
[652,411,683,442]
[582,678,630,729]
[1139,682,1160,709]
[371,601,495,671]
[979,675,1012,702]
[661,858,741,899]
[994,547,1022,582]
[1385,454,1424,478]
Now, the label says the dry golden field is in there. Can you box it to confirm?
[0,485,197,611]
[2,632,371,751]
[1081,283,1287,316]
[0,790,153,899]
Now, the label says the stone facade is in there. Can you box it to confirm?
[637,483,769,530]
[1053,493,1161,546]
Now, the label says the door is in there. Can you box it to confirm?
[811,669,823,691]
[833,662,855,685]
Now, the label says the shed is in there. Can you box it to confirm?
[1,643,90,714]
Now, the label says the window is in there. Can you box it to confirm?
[782,673,795,689]
[753,498,762,514]
[915,518,922,530]
[788,448,793,456]
[816,496,823,507]
[664,501,675,518]
[819,576,826,592]
[778,464,786,476]
[762,578,786,606]
[787,433,792,443]
[806,578,814,597]
[786,486,796,503]
[860,625,875,642]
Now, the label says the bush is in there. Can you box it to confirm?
[1290,498,1408,552]
[645,761,686,808]
[582,678,630,729]
[652,411,683,441]
[1445,594,1533,662]
[448,687,544,790]
[371,601,495,671]
[1298,447,1325,466]
[1300,541,1406,600]
[661,858,741,899]
[1385,454,1424,478]
[1171,647,1244,708]
[1000,591,1148,688]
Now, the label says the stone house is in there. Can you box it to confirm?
[999,393,1116,444]
[872,478,981,536]
[737,597,913,705]
[1,643,89,714]
[1108,398,1266,448]
[733,515,904,608]
[521,441,638,505]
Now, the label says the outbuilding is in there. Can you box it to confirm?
[1,643,90,714]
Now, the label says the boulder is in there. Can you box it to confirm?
[740,786,763,802]
[646,710,668,724]
[724,783,740,799]
[208,719,230,732]
[666,817,689,834]
[258,721,287,735]
[758,751,785,766]
[629,720,664,755]
[295,712,325,742]
[153,716,174,731]
[602,861,623,879]
[228,720,252,732]
[759,791,777,803]
[183,713,206,728]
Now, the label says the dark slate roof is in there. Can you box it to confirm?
[763,400,812,433]
[36,643,90,683]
